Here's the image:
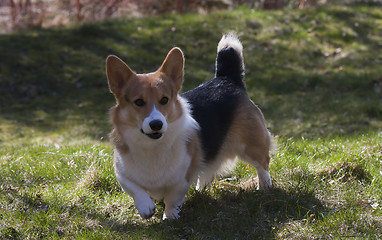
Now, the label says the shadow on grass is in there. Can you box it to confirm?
[77,186,324,239]
[165,187,326,239]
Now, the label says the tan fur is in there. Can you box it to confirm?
[233,96,271,169]
[185,133,203,182]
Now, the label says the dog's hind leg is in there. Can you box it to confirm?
[195,165,217,190]
[242,146,272,190]
[233,99,273,190]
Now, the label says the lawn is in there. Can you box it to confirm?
[1,4,382,239]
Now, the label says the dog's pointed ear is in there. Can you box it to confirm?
[159,47,184,93]
[106,55,135,97]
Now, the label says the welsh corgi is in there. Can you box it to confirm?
[106,33,272,220]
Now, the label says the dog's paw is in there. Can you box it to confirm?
[162,207,180,220]
[257,171,272,190]
[135,197,156,219]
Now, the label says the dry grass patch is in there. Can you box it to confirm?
[317,162,372,183]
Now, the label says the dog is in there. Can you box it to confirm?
[105,33,272,220]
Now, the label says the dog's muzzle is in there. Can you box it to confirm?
[141,107,167,140]
[141,119,164,140]
[141,129,163,140]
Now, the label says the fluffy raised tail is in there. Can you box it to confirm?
[215,32,245,87]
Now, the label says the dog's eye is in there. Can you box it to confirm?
[134,99,145,107]
[159,97,168,105]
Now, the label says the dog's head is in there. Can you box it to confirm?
[106,48,184,140]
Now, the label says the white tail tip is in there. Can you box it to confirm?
[217,32,243,58]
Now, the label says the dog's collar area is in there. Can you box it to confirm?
[140,129,163,140]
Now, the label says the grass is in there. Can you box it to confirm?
[1,3,382,239]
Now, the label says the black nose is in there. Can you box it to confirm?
[149,120,163,131]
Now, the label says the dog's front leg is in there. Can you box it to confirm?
[133,191,156,219]
[116,174,156,219]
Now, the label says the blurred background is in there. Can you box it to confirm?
[1,0,380,33]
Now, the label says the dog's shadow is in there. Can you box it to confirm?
[155,183,327,239]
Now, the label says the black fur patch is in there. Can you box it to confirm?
[182,77,245,161]
[215,47,245,86]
